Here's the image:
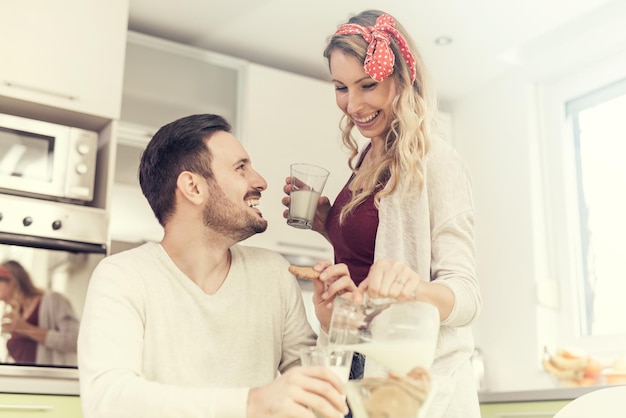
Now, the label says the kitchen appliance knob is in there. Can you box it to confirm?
[52,220,62,230]
[75,163,88,174]
[23,216,33,226]
[77,143,91,155]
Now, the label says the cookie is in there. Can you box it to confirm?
[288,265,320,280]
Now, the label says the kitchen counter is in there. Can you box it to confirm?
[1,364,622,402]
[0,365,79,395]
[479,384,622,404]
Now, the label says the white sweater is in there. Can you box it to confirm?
[373,136,482,417]
[78,243,317,418]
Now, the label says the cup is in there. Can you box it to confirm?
[1,301,14,337]
[287,163,329,229]
[1,301,15,363]
[300,346,353,418]
[300,345,354,383]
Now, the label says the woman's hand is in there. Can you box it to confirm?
[355,259,454,321]
[310,261,357,333]
[355,259,423,302]
[2,305,48,344]
[1,308,19,334]
[282,177,331,239]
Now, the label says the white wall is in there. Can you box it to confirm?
[451,70,552,391]
[450,31,626,390]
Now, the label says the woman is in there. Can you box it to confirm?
[284,10,482,417]
[0,259,79,366]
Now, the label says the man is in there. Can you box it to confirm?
[78,114,349,418]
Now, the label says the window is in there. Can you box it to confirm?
[565,79,626,337]
[538,54,626,358]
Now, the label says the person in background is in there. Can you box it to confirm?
[0,259,79,366]
[282,9,482,418]
[78,114,355,418]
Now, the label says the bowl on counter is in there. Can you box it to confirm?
[602,369,626,385]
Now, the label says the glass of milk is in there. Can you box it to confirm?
[287,163,329,229]
[300,346,353,382]
[300,346,353,417]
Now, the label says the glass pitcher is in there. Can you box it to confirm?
[328,296,440,418]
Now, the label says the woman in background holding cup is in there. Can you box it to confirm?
[283,9,482,418]
[0,260,79,366]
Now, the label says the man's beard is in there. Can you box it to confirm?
[202,182,268,242]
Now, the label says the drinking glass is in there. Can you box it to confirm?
[1,301,14,337]
[1,301,15,363]
[300,345,354,383]
[300,346,353,418]
[287,163,329,229]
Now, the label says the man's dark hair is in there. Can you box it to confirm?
[139,114,232,226]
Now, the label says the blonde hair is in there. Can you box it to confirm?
[1,260,43,313]
[323,10,439,222]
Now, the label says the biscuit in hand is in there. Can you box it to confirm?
[288,265,320,280]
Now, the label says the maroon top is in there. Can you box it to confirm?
[326,146,381,286]
[7,300,40,364]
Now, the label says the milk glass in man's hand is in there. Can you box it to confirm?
[300,346,353,418]
[300,346,353,383]
[287,163,329,229]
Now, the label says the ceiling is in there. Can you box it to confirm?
[128,0,626,103]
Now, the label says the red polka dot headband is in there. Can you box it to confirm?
[0,266,12,280]
[335,14,417,84]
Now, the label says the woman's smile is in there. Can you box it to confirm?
[352,110,381,126]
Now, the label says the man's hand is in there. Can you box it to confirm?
[247,366,348,418]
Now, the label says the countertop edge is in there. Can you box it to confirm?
[0,365,79,396]
[479,384,625,403]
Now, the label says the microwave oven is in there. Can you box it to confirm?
[0,112,98,203]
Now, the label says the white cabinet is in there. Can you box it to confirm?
[110,32,246,244]
[119,31,245,136]
[110,141,163,244]
[240,63,358,263]
[111,35,356,255]
[0,0,128,121]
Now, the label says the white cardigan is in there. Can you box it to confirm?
[36,291,79,366]
[372,135,482,417]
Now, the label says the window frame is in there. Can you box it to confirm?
[536,52,626,360]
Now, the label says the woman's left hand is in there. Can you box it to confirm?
[356,259,423,302]
[311,261,357,332]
